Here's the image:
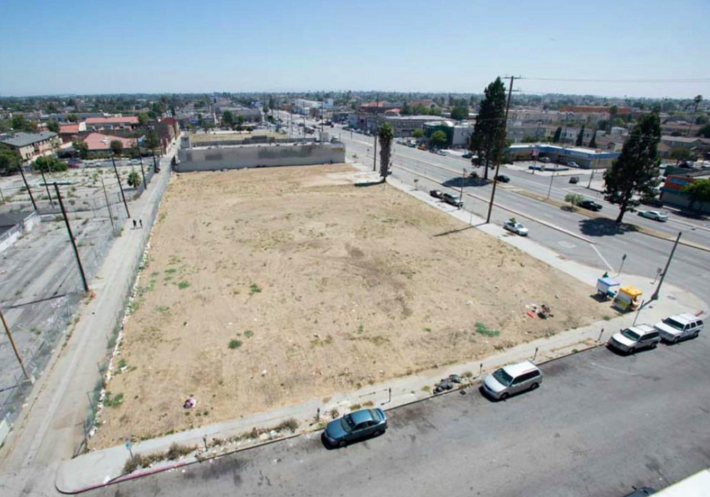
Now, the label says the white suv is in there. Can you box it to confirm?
[654,313,704,343]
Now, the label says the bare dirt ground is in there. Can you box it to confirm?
[91,164,609,448]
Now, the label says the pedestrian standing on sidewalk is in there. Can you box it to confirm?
[133,219,137,229]
[139,219,143,229]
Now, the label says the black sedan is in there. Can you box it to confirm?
[323,409,388,447]
[579,199,603,212]
[430,189,444,199]
[495,174,510,183]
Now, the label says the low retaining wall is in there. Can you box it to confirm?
[175,142,346,172]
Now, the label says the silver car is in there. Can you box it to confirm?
[504,220,529,236]
[482,361,542,400]
[654,313,704,343]
[608,325,660,353]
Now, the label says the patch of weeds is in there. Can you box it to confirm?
[421,386,431,393]
[150,271,160,277]
[244,330,254,338]
[349,403,362,411]
[423,327,432,333]
[249,283,262,295]
[603,315,612,321]
[572,349,580,354]
[274,418,299,433]
[329,408,340,419]
[158,213,167,223]
[362,401,374,407]
[228,339,242,349]
[165,268,177,274]
[104,392,124,407]
[474,322,500,337]
[177,281,190,290]
[155,306,170,314]
[463,371,473,378]
[117,358,127,369]
[29,326,41,336]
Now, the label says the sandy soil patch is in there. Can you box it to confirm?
[91,164,609,448]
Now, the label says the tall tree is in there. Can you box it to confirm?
[137,112,149,126]
[0,144,21,175]
[681,179,710,212]
[603,111,661,223]
[698,124,710,138]
[468,77,506,180]
[222,110,235,127]
[46,120,60,133]
[430,130,448,149]
[110,140,124,157]
[552,127,562,143]
[670,147,692,165]
[588,130,597,148]
[67,113,79,123]
[412,129,424,140]
[378,123,394,181]
[73,140,89,159]
[450,106,469,120]
[575,125,585,146]
[35,155,67,173]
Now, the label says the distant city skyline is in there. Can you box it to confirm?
[1,0,709,99]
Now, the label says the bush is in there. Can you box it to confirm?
[228,339,242,349]
[474,322,500,337]
[564,193,584,208]
[274,418,299,433]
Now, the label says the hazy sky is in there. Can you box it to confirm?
[1,0,709,98]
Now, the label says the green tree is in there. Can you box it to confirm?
[378,123,394,181]
[144,131,160,151]
[0,144,21,175]
[35,155,67,173]
[412,129,424,139]
[696,115,707,125]
[552,127,562,143]
[222,110,235,127]
[46,120,60,133]
[603,111,661,223]
[450,106,469,120]
[588,131,597,148]
[698,124,710,138]
[681,179,710,212]
[576,125,585,146]
[110,140,124,157]
[429,130,448,149]
[608,105,618,132]
[67,113,79,123]
[670,147,692,165]
[564,193,584,209]
[127,170,142,188]
[469,77,507,180]
[11,115,36,132]
[73,140,89,159]
[137,113,149,126]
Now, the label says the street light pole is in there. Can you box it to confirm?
[651,232,682,301]
[459,168,466,209]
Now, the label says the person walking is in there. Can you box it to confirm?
[139,219,143,229]
[132,219,137,229]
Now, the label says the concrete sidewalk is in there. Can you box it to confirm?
[53,162,707,493]
[0,140,180,497]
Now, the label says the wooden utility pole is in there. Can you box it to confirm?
[100,176,115,233]
[0,303,29,380]
[651,232,682,301]
[373,94,379,172]
[486,76,516,223]
[111,155,131,218]
[18,165,37,211]
[134,139,147,189]
[54,183,89,293]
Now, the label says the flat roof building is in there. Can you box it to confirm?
[506,143,620,168]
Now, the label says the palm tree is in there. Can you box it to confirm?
[378,123,394,181]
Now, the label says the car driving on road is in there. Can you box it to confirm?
[323,408,387,447]
[653,313,704,343]
[503,220,528,236]
[638,210,669,222]
[608,325,660,354]
[482,361,542,400]
[578,199,603,212]
[495,174,510,183]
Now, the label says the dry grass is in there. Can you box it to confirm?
[91,163,606,448]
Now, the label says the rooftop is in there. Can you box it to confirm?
[85,116,139,125]
[0,131,58,148]
[83,132,136,151]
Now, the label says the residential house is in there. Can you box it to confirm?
[84,116,139,132]
[0,131,61,161]
[82,133,137,156]
[58,122,87,143]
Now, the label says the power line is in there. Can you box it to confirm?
[523,77,710,84]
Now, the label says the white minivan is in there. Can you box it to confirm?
[482,361,543,400]
[654,313,704,343]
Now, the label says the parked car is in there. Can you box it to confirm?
[323,408,387,447]
[503,220,528,236]
[638,210,669,222]
[608,325,660,354]
[496,174,510,183]
[568,161,579,168]
[569,176,579,184]
[482,361,542,400]
[437,150,447,156]
[538,157,551,163]
[654,313,704,343]
[578,199,603,212]
[430,189,444,199]
[462,152,473,159]
[442,193,463,207]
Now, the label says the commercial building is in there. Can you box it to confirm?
[383,115,449,137]
[82,133,137,155]
[84,116,139,131]
[660,171,710,213]
[0,131,61,160]
[293,99,333,115]
[423,120,473,147]
[506,143,620,168]
[58,122,87,143]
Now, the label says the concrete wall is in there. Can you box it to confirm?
[175,142,346,172]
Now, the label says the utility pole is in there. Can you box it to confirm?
[0,303,29,380]
[100,176,115,233]
[373,93,379,172]
[651,232,682,301]
[111,155,131,218]
[459,168,466,209]
[39,169,54,208]
[19,164,37,211]
[54,183,89,293]
[486,76,516,224]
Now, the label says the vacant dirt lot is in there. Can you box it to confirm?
[92,164,608,448]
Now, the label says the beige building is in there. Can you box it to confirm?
[0,131,61,160]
